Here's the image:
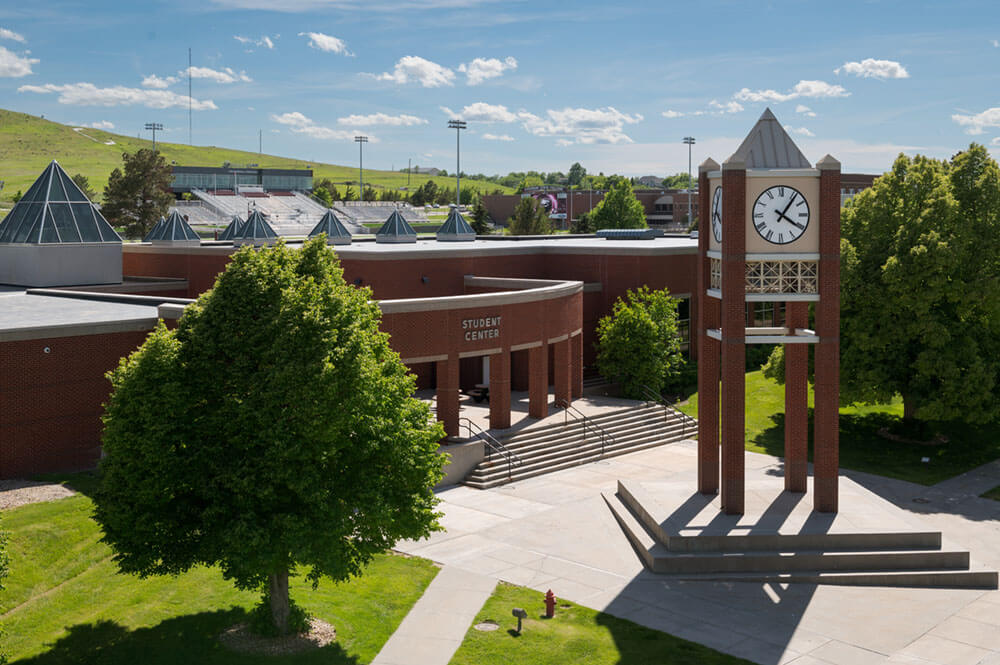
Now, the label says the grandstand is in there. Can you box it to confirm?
[332,202,431,227]
[184,189,365,236]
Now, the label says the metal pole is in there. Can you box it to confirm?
[407,158,411,188]
[188,48,192,146]
[683,136,695,226]
[145,122,163,152]
[355,135,367,202]
[448,120,466,208]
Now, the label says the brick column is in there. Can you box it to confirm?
[571,333,583,399]
[553,337,571,408]
[529,343,548,419]
[720,160,746,515]
[697,159,720,494]
[784,302,809,492]
[814,157,841,512]
[489,350,511,430]
[436,356,460,438]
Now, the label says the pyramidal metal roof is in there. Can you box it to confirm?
[233,208,278,245]
[147,210,200,244]
[375,209,417,244]
[218,215,245,241]
[436,207,476,242]
[725,108,811,169]
[309,209,352,245]
[0,160,121,244]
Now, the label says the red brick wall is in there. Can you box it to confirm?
[0,329,152,478]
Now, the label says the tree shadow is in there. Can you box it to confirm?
[16,609,361,665]
[30,469,102,499]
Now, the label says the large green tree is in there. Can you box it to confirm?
[507,196,551,235]
[595,286,684,399]
[469,198,492,235]
[101,149,174,239]
[568,162,586,187]
[840,146,1000,422]
[591,178,646,229]
[95,238,445,636]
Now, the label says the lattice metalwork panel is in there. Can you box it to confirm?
[710,258,722,290]
[745,260,818,294]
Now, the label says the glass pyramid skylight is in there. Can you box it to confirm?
[233,208,277,245]
[436,207,476,242]
[0,161,121,244]
[375,209,417,244]
[308,209,352,245]
[218,215,245,241]
[146,210,200,243]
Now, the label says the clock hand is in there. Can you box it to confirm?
[776,194,796,222]
[775,210,805,229]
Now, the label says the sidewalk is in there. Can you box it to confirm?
[371,565,496,665]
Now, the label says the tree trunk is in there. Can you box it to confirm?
[268,570,290,636]
[902,395,916,423]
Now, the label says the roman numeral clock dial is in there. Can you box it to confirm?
[711,186,723,243]
[752,185,810,245]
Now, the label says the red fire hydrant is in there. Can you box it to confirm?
[544,589,557,618]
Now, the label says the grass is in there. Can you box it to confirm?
[677,370,1000,485]
[0,108,514,206]
[448,583,753,665]
[1,475,439,664]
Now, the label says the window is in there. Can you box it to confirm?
[677,298,690,348]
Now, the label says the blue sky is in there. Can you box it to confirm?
[1,0,998,176]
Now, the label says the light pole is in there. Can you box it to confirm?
[683,136,695,226]
[448,119,466,208]
[145,122,163,152]
[355,135,368,202]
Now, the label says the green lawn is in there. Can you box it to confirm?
[0,108,513,206]
[1,481,439,664]
[678,371,1000,485]
[449,583,752,665]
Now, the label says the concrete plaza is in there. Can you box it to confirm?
[396,440,1000,665]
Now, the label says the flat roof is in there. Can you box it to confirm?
[0,292,160,341]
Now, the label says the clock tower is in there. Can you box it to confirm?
[697,108,841,514]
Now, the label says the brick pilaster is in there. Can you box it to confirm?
[553,338,571,408]
[529,343,548,419]
[784,302,809,492]
[720,163,746,515]
[571,333,583,399]
[436,356,460,438]
[489,350,511,430]
[697,160,720,494]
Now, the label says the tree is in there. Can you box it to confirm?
[570,211,596,234]
[101,149,174,239]
[663,173,695,190]
[343,185,356,201]
[591,178,646,229]
[507,197,550,235]
[314,178,341,202]
[568,162,586,187]
[94,238,446,636]
[595,286,684,399]
[71,173,97,202]
[313,186,333,208]
[362,185,377,202]
[11,190,21,203]
[470,199,492,235]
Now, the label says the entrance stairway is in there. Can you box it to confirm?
[463,404,696,489]
[603,479,998,589]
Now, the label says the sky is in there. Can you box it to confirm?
[1,0,999,177]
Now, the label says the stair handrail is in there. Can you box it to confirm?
[459,417,522,481]
[555,399,616,458]
[637,384,699,439]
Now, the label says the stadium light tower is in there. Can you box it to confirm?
[448,119,467,208]
[145,122,164,152]
[355,135,368,202]
[683,136,695,225]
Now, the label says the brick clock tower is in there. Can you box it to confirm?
[696,108,841,514]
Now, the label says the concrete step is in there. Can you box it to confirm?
[669,570,999,589]
[498,406,664,446]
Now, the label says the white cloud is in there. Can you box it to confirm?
[795,104,816,117]
[19,82,218,110]
[952,107,1000,135]
[458,56,517,85]
[80,120,115,130]
[182,66,252,84]
[336,112,427,126]
[482,133,514,141]
[518,106,643,145]
[440,102,518,123]
[142,74,178,89]
[992,137,1000,146]
[235,34,276,49]
[0,27,26,43]
[299,32,351,55]
[734,80,849,103]
[375,56,454,87]
[271,111,375,141]
[662,110,685,119]
[708,99,743,114]
[785,125,815,137]
[0,45,38,77]
[994,40,999,48]
[835,58,909,79]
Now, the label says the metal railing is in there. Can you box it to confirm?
[638,384,699,439]
[556,399,616,458]
[459,417,522,481]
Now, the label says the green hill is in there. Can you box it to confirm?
[0,108,512,207]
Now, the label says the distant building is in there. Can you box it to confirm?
[412,167,442,176]
[170,166,313,194]
[636,175,663,188]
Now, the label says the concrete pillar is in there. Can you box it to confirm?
[529,343,548,419]
[814,159,842,513]
[571,333,583,399]
[784,302,809,493]
[436,356,460,438]
[720,161,746,515]
[553,337,571,408]
[489,350,511,430]
[697,160,719,495]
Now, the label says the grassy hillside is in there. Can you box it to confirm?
[0,108,513,205]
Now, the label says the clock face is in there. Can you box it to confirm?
[752,185,810,245]
[711,186,723,243]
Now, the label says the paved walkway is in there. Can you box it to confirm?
[371,566,496,665]
[395,440,1000,665]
